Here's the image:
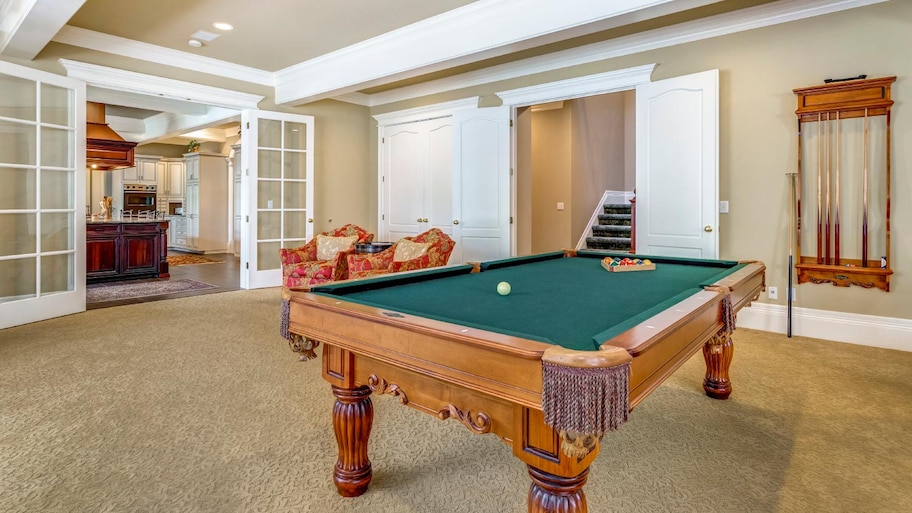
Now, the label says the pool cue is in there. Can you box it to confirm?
[787,172,797,338]
[816,113,823,263]
[862,108,869,267]
[834,112,841,265]
[824,112,831,265]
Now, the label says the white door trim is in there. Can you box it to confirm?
[496,63,656,257]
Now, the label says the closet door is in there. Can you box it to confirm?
[382,121,429,242]
[381,118,453,243]
[425,118,454,237]
[451,106,511,263]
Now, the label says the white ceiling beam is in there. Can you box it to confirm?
[87,87,210,116]
[0,0,85,59]
[140,107,240,144]
[60,59,265,110]
[53,25,275,86]
[364,0,890,107]
[274,0,708,105]
[104,114,148,142]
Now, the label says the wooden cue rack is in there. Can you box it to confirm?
[793,76,895,291]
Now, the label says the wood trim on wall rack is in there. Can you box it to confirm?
[793,76,895,292]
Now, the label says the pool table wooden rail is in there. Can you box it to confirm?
[605,261,766,407]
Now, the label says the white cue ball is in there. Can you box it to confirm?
[496,281,511,296]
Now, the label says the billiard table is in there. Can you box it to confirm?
[286,250,765,513]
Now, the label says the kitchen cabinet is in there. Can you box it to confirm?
[122,155,159,185]
[182,152,229,253]
[86,220,169,283]
[157,158,186,213]
[168,215,188,249]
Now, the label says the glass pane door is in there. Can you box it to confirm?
[240,110,314,289]
[0,61,85,329]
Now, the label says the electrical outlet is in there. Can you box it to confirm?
[719,200,729,213]
[768,286,778,300]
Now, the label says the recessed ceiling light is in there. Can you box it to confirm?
[212,22,233,31]
[188,39,202,48]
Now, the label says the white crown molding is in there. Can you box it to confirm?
[274,0,688,105]
[0,0,84,59]
[738,303,912,353]
[59,59,264,110]
[86,87,210,116]
[373,97,479,126]
[365,0,887,106]
[496,64,656,106]
[52,25,275,87]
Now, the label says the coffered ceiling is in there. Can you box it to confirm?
[0,0,884,144]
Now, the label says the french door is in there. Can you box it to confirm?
[0,61,85,329]
[239,110,314,289]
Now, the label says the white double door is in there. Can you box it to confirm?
[380,107,511,264]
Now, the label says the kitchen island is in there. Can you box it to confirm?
[86,219,169,283]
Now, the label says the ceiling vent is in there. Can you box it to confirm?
[86,102,137,170]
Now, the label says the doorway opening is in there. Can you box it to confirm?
[513,90,636,256]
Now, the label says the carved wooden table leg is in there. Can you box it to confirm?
[527,465,589,513]
[331,384,373,497]
[702,329,733,399]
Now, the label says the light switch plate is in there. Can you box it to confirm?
[719,200,729,213]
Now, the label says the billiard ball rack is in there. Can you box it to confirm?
[792,76,895,291]
[600,256,655,272]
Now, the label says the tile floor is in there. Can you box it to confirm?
[86,252,241,310]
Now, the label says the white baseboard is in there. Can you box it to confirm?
[737,303,912,352]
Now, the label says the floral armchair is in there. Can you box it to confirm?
[279,223,373,340]
[346,227,455,280]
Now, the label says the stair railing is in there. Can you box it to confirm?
[575,190,611,250]
[575,190,635,250]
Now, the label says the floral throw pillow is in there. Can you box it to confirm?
[316,234,358,261]
[393,239,431,263]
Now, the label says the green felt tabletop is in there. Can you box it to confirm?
[313,253,743,351]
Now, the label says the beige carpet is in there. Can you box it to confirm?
[1,289,911,513]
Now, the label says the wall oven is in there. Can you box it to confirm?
[123,184,157,215]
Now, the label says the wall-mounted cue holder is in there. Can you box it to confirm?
[792,76,895,291]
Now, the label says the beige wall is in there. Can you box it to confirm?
[369,1,911,318]
[569,93,627,244]
[530,106,571,253]
[4,1,910,320]
[515,106,533,256]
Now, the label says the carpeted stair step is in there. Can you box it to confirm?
[586,236,632,251]
[591,224,631,237]
[603,203,632,215]
[597,213,632,226]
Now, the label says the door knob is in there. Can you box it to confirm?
[308,218,314,223]
[417,218,423,223]
[704,225,713,232]
[453,220,459,225]
[423,218,429,223]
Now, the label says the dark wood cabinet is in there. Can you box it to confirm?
[87,221,169,283]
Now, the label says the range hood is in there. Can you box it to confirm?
[86,102,137,170]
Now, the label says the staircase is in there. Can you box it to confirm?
[585,202,633,252]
